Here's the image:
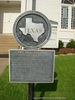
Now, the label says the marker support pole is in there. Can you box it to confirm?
[28,83,34,100]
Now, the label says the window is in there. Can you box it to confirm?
[71,7,75,29]
[61,6,68,29]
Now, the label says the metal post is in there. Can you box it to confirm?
[32,0,36,10]
[28,83,34,100]
[28,0,35,99]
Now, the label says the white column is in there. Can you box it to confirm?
[21,0,32,13]
[27,0,32,11]
[68,5,71,30]
[21,0,27,13]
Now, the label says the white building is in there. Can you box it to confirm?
[0,0,75,48]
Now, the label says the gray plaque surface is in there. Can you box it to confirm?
[9,50,54,83]
[13,11,51,49]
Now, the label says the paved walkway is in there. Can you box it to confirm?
[0,57,8,76]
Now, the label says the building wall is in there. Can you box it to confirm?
[0,0,61,34]
[36,0,61,22]
[0,4,21,34]
[0,0,75,46]
[58,3,75,46]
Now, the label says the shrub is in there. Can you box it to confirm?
[66,39,75,48]
[59,40,64,48]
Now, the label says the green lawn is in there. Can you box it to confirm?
[0,55,75,100]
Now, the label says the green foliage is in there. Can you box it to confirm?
[59,40,64,48]
[66,39,75,48]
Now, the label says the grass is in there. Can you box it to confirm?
[0,55,75,100]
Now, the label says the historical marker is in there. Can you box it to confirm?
[9,11,54,83]
[13,11,51,49]
[9,5,55,100]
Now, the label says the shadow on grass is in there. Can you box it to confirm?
[34,72,58,100]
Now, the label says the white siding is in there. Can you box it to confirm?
[58,30,75,41]
[36,0,61,22]
[43,22,58,48]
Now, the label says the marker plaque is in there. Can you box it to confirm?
[9,50,54,83]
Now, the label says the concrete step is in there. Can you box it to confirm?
[0,34,19,54]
